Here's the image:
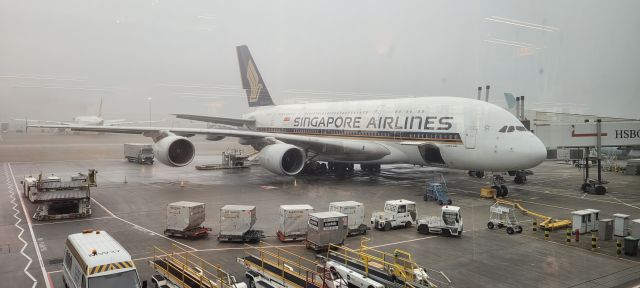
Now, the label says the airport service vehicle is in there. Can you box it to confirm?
[22,170,97,220]
[124,143,154,164]
[417,206,463,236]
[218,205,264,243]
[164,201,211,239]
[63,230,146,288]
[151,244,246,288]
[326,242,447,288]
[29,46,547,184]
[306,211,349,251]
[237,246,349,288]
[487,203,523,234]
[329,201,369,236]
[424,183,451,205]
[371,199,417,231]
[277,204,314,242]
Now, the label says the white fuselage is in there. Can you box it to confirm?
[243,97,546,172]
[72,116,105,126]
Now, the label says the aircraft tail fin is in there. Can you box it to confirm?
[236,45,275,107]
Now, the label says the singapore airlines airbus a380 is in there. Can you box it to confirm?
[30,45,547,183]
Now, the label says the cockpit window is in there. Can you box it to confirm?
[499,126,507,133]
[516,126,527,131]
[507,126,515,132]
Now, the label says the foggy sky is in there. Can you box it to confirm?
[1,0,639,124]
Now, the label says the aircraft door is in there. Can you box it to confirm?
[464,127,477,149]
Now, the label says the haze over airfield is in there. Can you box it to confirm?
[1,0,638,123]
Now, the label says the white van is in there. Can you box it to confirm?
[62,230,146,288]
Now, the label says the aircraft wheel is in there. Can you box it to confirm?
[418,225,429,235]
[500,185,509,197]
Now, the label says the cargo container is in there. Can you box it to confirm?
[164,201,211,238]
[306,211,348,251]
[329,201,368,236]
[218,205,263,243]
[277,204,314,242]
[124,143,154,164]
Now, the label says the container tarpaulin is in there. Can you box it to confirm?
[279,205,314,237]
[307,211,348,247]
[220,205,256,236]
[166,201,206,231]
[329,201,365,230]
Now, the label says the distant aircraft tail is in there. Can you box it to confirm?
[97,97,103,117]
[236,45,275,107]
[504,93,516,109]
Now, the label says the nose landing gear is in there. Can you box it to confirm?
[491,175,509,197]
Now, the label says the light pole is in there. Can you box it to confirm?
[147,97,152,127]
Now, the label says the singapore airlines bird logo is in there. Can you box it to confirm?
[247,59,262,103]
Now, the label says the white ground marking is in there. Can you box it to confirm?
[7,163,50,288]
[90,197,197,251]
[31,216,114,226]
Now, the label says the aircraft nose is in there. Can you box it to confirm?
[529,135,547,167]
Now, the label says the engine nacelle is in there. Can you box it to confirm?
[259,144,306,176]
[153,136,195,167]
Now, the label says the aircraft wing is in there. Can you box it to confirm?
[104,119,164,126]
[173,114,255,127]
[27,124,391,161]
[15,119,71,125]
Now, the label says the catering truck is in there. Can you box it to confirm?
[63,230,146,288]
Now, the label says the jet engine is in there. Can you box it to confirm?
[153,135,195,167]
[259,144,306,176]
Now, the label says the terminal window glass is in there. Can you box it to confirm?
[88,270,140,288]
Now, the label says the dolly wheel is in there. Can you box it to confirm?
[418,225,429,235]
[487,222,494,229]
[447,199,452,205]
[500,185,509,197]
[507,227,515,234]
[516,226,523,233]
[249,278,256,288]
[404,221,412,228]
[384,222,391,231]
[438,200,443,205]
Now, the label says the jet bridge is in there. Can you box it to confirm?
[535,120,640,194]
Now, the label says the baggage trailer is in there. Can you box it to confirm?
[150,244,247,288]
[326,240,451,288]
[218,205,264,243]
[329,201,369,236]
[277,204,314,242]
[306,211,348,252]
[164,201,212,239]
[237,245,348,288]
[124,143,154,164]
[21,170,97,221]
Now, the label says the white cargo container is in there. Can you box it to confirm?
[164,201,208,239]
[218,205,263,243]
[277,204,314,242]
[124,143,154,164]
[329,201,368,236]
[306,211,348,251]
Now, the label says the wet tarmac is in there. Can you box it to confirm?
[1,132,640,288]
